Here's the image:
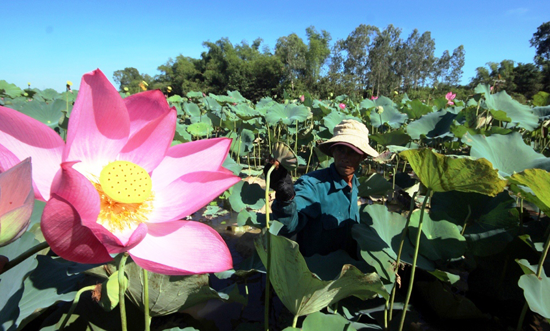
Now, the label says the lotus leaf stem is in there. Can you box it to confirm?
[294,121,299,178]
[305,142,313,174]
[516,225,550,331]
[119,252,129,331]
[292,315,299,328]
[264,165,276,331]
[389,191,417,324]
[461,205,471,236]
[143,268,151,331]
[398,189,432,331]
[59,285,96,330]
[0,241,50,275]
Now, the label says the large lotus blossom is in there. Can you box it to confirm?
[0,158,34,247]
[445,91,456,105]
[0,69,240,275]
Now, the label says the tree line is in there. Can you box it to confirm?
[114,22,550,103]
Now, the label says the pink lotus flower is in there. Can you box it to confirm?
[339,103,346,110]
[371,96,378,100]
[0,69,240,275]
[299,95,305,103]
[445,91,456,106]
[0,158,34,247]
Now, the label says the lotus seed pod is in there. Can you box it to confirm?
[376,106,384,114]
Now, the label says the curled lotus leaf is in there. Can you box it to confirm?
[271,142,297,171]
[462,132,550,177]
[508,168,550,213]
[399,148,506,196]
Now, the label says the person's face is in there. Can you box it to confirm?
[331,144,364,178]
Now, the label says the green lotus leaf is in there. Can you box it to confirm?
[357,173,392,197]
[399,148,506,196]
[298,311,358,331]
[508,168,550,213]
[265,103,311,126]
[174,123,191,143]
[489,109,512,122]
[166,94,183,104]
[34,88,60,101]
[222,154,243,175]
[313,99,334,115]
[227,90,247,103]
[229,103,260,120]
[228,180,265,213]
[186,91,203,99]
[517,260,550,319]
[14,99,66,128]
[462,132,550,177]
[255,231,387,318]
[183,102,201,117]
[322,111,361,135]
[202,96,221,113]
[406,110,456,140]
[186,122,212,137]
[352,204,435,284]
[255,97,277,117]
[404,99,433,119]
[271,142,297,171]
[228,128,255,156]
[0,80,23,98]
[370,129,411,146]
[359,99,375,110]
[91,258,228,317]
[475,84,539,130]
[430,191,519,256]
[369,97,408,129]
[0,232,39,329]
[408,210,467,262]
[533,106,550,120]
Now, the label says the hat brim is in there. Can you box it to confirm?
[318,135,379,158]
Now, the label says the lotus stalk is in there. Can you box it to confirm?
[264,165,276,331]
[389,191,417,324]
[398,189,432,331]
[119,253,129,331]
[516,225,550,331]
[59,285,96,330]
[143,267,151,331]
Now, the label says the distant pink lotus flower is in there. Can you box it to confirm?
[0,158,34,247]
[299,95,305,102]
[339,103,346,110]
[371,96,378,100]
[490,86,494,91]
[0,69,240,275]
[445,91,456,105]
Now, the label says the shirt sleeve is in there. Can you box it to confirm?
[271,175,321,237]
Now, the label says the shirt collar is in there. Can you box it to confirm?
[329,163,359,190]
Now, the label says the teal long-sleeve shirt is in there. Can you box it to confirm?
[271,163,360,257]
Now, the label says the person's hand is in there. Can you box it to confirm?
[264,160,295,201]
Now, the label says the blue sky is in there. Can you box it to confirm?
[1,0,548,92]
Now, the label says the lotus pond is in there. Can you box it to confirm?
[1,74,550,331]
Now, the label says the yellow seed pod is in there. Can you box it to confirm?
[67,81,73,86]
[99,161,152,203]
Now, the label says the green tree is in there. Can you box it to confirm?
[113,67,149,94]
[531,21,550,65]
[275,33,308,92]
[513,63,542,99]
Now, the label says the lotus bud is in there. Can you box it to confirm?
[376,106,384,114]
[300,95,305,102]
[339,103,346,110]
[0,158,34,247]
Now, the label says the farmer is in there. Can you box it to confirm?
[265,119,379,257]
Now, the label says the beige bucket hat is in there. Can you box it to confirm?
[318,119,379,157]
